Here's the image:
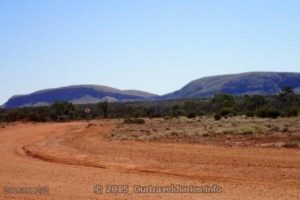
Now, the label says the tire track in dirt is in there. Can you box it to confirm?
[0,121,300,200]
[22,121,300,187]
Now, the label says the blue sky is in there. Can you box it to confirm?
[1,0,300,104]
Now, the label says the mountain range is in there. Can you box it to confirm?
[2,72,300,108]
[2,85,156,108]
[160,72,300,99]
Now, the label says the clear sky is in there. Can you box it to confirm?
[1,0,300,104]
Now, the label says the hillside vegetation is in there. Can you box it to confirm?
[0,87,299,122]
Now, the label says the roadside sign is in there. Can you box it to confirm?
[84,108,91,114]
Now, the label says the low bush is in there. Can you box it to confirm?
[284,108,298,117]
[246,111,255,117]
[214,114,222,121]
[187,113,197,118]
[255,107,281,119]
[220,107,234,117]
[282,141,300,148]
[123,118,146,124]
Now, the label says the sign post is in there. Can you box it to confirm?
[84,108,91,122]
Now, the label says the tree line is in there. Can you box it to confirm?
[0,87,299,122]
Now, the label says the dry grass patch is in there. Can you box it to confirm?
[109,116,300,148]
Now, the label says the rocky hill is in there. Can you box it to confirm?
[159,72,300,100]
[3,85,157,108]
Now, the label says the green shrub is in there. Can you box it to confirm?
[197,111,205,116]
[220,107,233,117]
[187,113,197,118]
[284,108,298,117]
[123,118,146,124]
[255,107,281,119]
[212,94,235,108]
[164,116,172,120]
[214,114,222,121]
[246,111,255,117]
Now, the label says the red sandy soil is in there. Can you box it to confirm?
[0,121,299,200]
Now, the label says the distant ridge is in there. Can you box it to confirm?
[3,85,157,108]
[158,72,300,100]
[3,72,300,108]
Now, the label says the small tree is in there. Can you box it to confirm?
[243,95,267,111]
[50,101,76,121]
[278,86,299,110]
[97,101,109,119]
[211,94,235,110]
[281,86,294,94]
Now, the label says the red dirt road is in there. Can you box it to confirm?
[0,121,299,199]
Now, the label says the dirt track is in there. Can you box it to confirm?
[0,121,299,200]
